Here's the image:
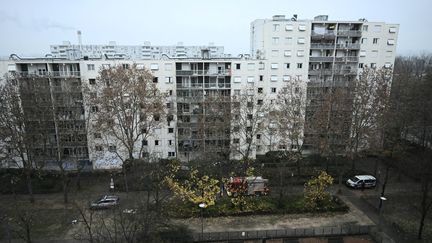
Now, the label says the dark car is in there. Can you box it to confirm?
[90,195,120,209]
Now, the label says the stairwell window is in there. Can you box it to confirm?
[87,64,95,71]
[297,63,303,69]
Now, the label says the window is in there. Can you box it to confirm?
[168,128,174,133]
[153,114,160,121]
[233,138,240,144]
[384,62,392,68]
[285,24,293,31]
[236,63,241,70]
[284,50,292,57]
[373,38,379,44]
[371,50,378,58]
[108,145,117,152]
[122,64,129,69]
[360,50,366,57]
[271,76,278,81]
[155,140,160,146]
[169,90,173,96]
[272,37,279,45]
[257,99,263,105]
[389,27,397,33]
[88,78,96,85]
[271,50,279,57]
[165,77,172,83]
[136,64,145,69]
[297,50,304,57]
[150,64,159,70]
[247,76,254,82]
[95,146,103,152]
[257,134,261,139]
[271,87,277,93]
[285,63,290,69]
[283,75,291,81]
[247,114,253,120]
[234,89,241,95]
[142,140,148,146]
[94,133,101,139]
[359,63,364,68]
[297,63,303,69]
[234,76,241,83]
[370,63,377,68]
[257,87,263,93]
[91,106,99,112]
[247,63,255,70]
[297,37,305,44]
[164,63,172,71]
[273,24,280,32]
[169,140,173,145]
[87,64,95,71]
[361,38,367,44]
[259,75,263,81]
[387,39,395,45]
[168,152,175,157]
[298,24,306,31]
[362,25,368,31]
[373,25,382,32]
[385,51,393,58]
[153,77,158,83]
[285,37,293,45]
[271,63,278,69]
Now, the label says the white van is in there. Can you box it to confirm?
[346,175,376,189]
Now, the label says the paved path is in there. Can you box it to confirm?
[337,186,407,243]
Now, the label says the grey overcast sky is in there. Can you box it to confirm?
[0,0,431,57]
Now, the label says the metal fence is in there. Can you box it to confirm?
[193,224,373,242]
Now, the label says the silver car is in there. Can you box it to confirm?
[90,195,120,209]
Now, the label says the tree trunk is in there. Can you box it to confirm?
[25,169,34,203]
[62,174,69,204]
[76,169,82,191]
[417,210,427,239]
[25,222,31,243]
[123,170,129,193]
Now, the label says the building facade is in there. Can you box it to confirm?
[0,15,399,169]
[50,41,227,60]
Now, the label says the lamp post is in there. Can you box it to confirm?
[199,203,206,240]
[378,196,387,231]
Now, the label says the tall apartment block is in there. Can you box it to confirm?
[0,15,399,169]
[50,41,227,60]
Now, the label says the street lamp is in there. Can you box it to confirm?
[199,203,206,240]
[378,196,387,231]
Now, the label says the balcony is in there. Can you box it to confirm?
[336,43,361,49]
[16,71,81,78]
[337,30,362,37]
[310,43,335,49]
[309,69,333,76]
[176,69,230,76]
[334,56,359,62]
[311,30,336,39]
[309,56,334,62]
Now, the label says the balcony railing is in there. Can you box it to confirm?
[309,56,334,62]
[311,30,336,37]
[16,71,81,78]
[176,69,230,76]
[310,43,335,49]
[309,69,358,76]
[337,30,362,36]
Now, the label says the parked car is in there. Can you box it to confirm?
[90,195,120,209]
[346,175,376,189]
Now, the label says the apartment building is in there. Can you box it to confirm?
[0,14,399,169]
[50,41,227,60]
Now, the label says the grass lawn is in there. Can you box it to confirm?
[165,195,349,218]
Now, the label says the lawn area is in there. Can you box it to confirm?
[0,208,77,240]
[165,195,349,218]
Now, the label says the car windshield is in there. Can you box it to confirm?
[350,176,360,182]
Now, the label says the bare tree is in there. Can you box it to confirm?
[231,91,269,162]
[348,66,392,168]
[89,64,166,191]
